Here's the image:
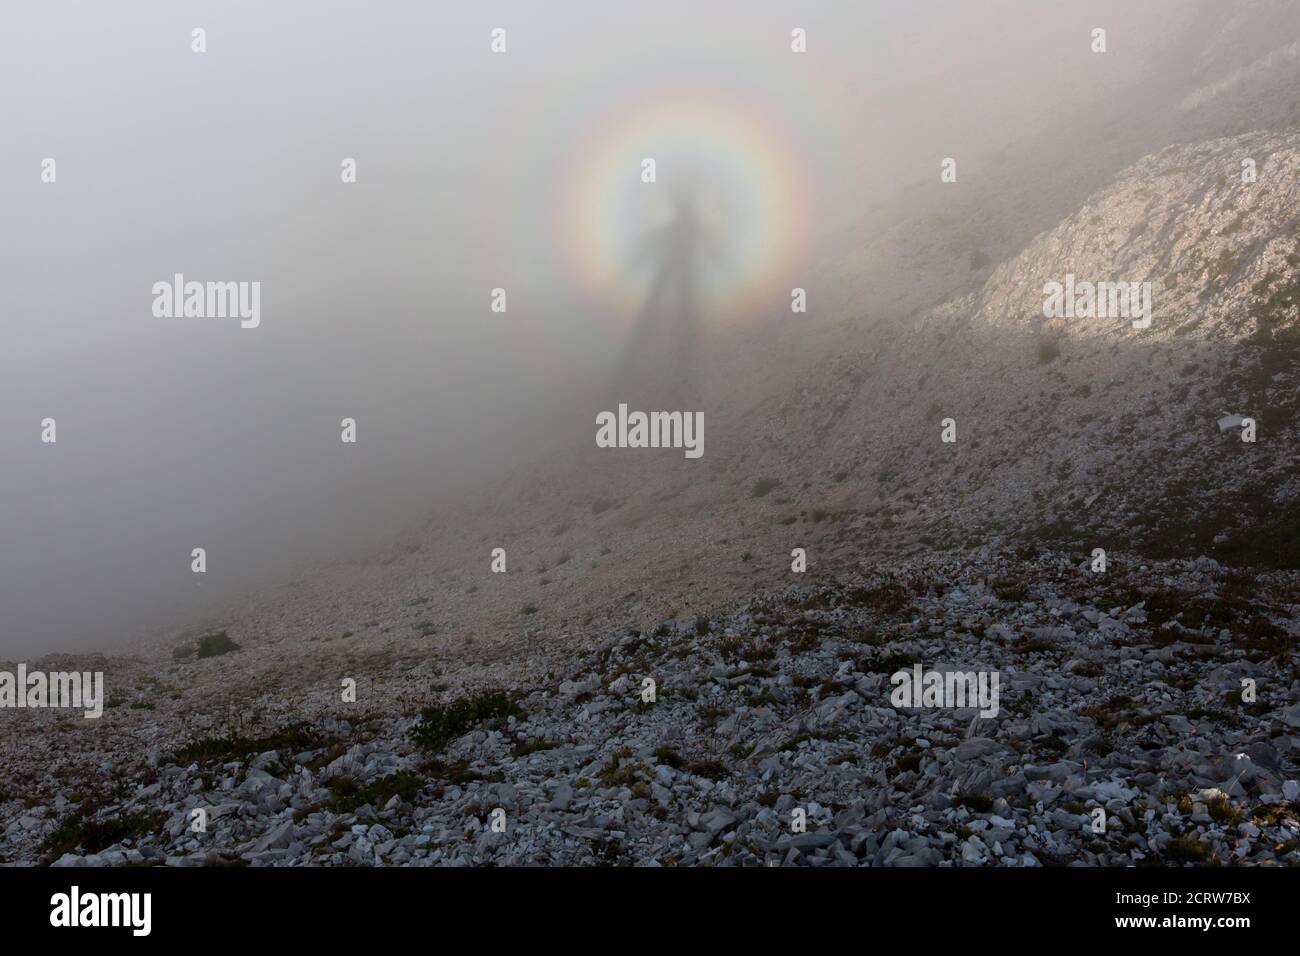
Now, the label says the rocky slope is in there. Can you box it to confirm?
[4,551,1297,866]
[797,127,1300,566]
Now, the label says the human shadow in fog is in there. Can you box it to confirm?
[612,193,723,409]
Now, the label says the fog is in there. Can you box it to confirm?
[0,0,1243,654]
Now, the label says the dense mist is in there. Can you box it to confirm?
[0,0,1269,654]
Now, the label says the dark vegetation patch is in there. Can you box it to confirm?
[954,793,994,813]
[1213,495,1300,571]
[512,738,559,758]
[1126,588,1193,628]
[326,771,422,813]
[1110,579,1291,659]
[173,724,328,765]
[1176,791,1243,825]
[687,759,730,780]
[1163,833,1212,865]
[886,751,922,779]
[857,650,917,675]
[409,691,521,753]
[990,577,1030,602]
[778,730,846,753]
[195,631,240,658]
[716,636,776,664]
[42,809,166,863]
[845,582,912,615]
[421,758,498,787]
[1138,484,1300,571]
[1234,614,1292,661]
[1252,802,1300,830]
[596,749,646,789]
[1080,694,1136,732]
[652,746,685,769]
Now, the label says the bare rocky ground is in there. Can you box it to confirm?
[2,549,1297,867]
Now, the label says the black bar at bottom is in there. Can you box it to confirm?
[0,864,1285,941]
